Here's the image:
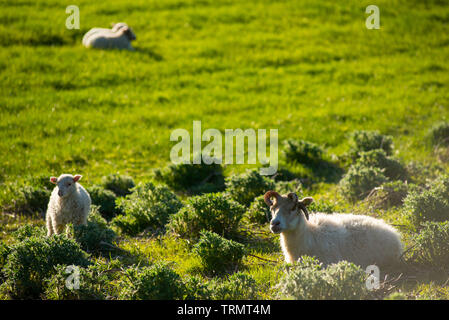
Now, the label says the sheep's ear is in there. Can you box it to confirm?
[299,197,314,207]
[73,175,82,182]
[50,177,57,184]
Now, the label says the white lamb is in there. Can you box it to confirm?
[82,22,136,50]
[264,191,403,268]
[46,174,91,236]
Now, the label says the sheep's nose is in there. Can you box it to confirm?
[58,190,63,197]
[270,220,282,233]
[271,220,280,227]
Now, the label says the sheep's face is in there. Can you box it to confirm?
[112,23,136,41]
[50,174,82,198]
[123,27,136,41]
[264,191,313,234]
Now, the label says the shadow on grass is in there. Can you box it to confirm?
[274,160,344,189]
[307,158,345,184]
[135,47,163,61]
[235,224,280,255]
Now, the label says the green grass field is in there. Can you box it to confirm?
[1,0,449,300]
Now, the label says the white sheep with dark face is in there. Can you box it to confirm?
[265,191,403,268]
[46,174,91,236]
[82,22,136,51]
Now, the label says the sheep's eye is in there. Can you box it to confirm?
[68,183,72,186]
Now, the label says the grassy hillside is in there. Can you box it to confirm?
[1,0,449,300]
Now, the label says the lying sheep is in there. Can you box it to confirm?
[82,22,136,50]
[82,23,129,43]
[46,174,91,236]
[264,191,403,268]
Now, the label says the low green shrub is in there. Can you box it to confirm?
[349,130,393,158]
[414,283,449,300]
[6,184,51,216]
[168,193,245,239]
[72,206,117,255]
[183,275,213,300]
[385,292,407,300]
[244,195,271,224]
[275,179,302,195]
[282,139,325,165]
[282,140,343,183]
[27,173,55,189]
[429,122,449,146]
[153,162,225,194]
[406,161,445,185]
[112,182,183,236]
[366,181,411,209]
[193,230,246,275]
[208,273,259,300]
[403,176,449,225]
[119,263,185,300]
[109,214,140,236]
[182,273,259,300]
[356,149,408,181]
[339,163,388,201]
[43,264,114,300]
[225,169,275,207]
[12,224,46,241]
[188,181,225,195]
[0,243,10,267]
[408,221,449,271]
[1,234,89,299]
[0,173,55,215]
[308,199,336,213]
[100,174,135,197]
[0,243,10,282]
[277,256,368,300]
[86,185,119,220]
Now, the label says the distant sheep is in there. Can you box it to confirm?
[46,174,91,236]
[82,22,136,50]
[264,191,403,268]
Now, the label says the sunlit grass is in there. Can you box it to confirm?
[1,0,449,299]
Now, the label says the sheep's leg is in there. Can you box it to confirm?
[65,224,71,235]
[54,222,65,235]
[46,216,54,237]
[72,214,87,227]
